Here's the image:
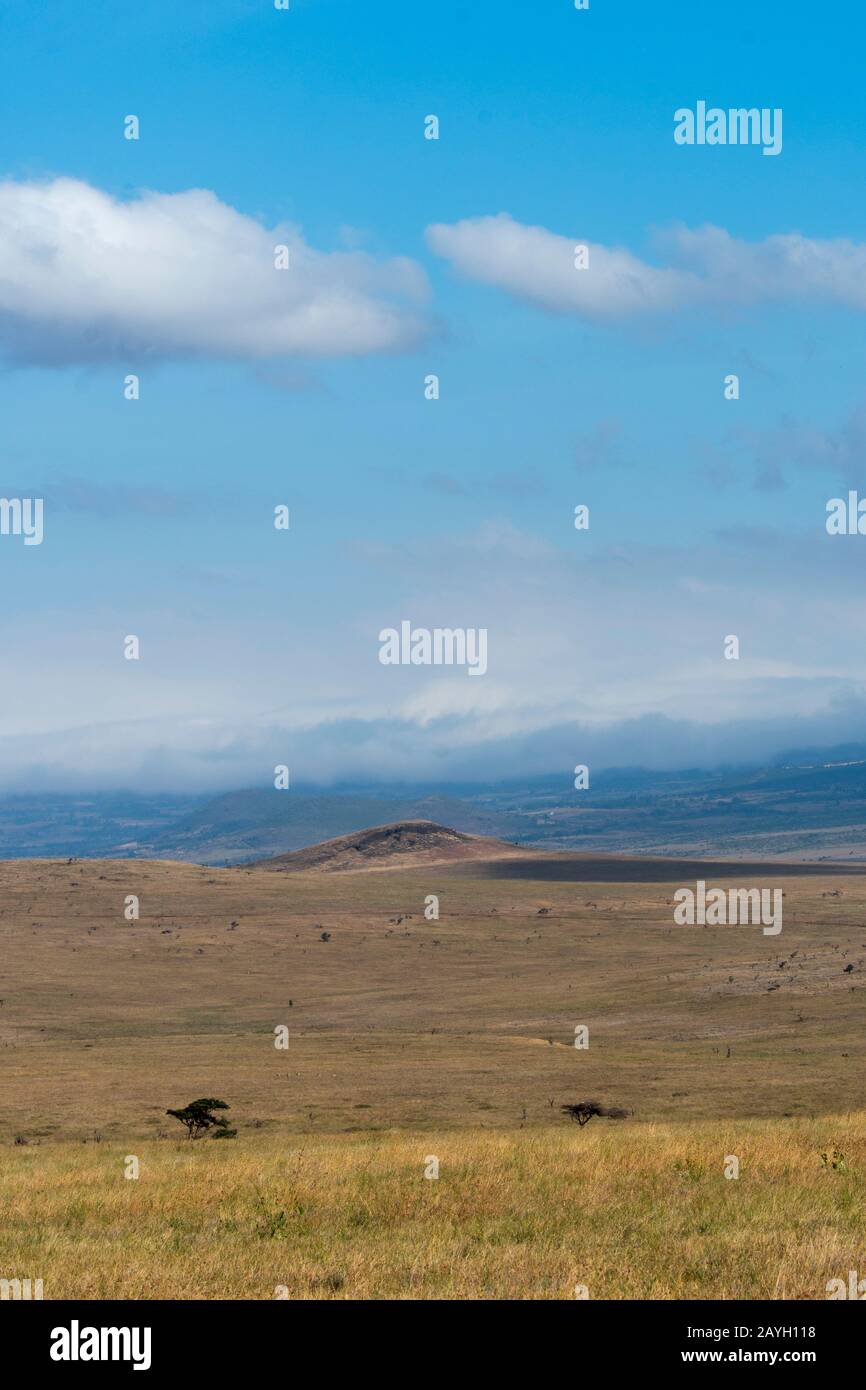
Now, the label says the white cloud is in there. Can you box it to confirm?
[427,213,866,319]
[0,177,430,363]
[427,213,695,316]
[2,512,866,788]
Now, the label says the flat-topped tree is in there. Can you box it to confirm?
[166,1097,236,1139]
[561,1100,629,1127]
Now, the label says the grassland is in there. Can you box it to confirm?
[2,849,865,1297]
[2,855,866,1138]
[2,1119,864,1299]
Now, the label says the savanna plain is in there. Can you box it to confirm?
[2,828,865,1299]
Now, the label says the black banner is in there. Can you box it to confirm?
[1,1299,858,1376]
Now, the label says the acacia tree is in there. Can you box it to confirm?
[561,1100,629,1127]
[166,1097,236,1139]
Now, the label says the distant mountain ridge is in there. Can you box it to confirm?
[5,743,866,863]
[145,792,521,864]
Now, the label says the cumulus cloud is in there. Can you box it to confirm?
[427,213,866,320]
[427,213,695,316]
[0,177,430,363]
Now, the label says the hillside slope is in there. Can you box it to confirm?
[253,818,524,872]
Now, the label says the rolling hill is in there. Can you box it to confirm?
[253,818,525,872]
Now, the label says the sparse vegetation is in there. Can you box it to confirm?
[3,855,866,1141]
[166,1098,235,1140]
[561,1100,629,1126]
[820,1146,848,1172]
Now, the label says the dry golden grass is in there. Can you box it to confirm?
[3,854,866,1299]
[2,1117,865,1299]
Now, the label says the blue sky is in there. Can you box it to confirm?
[1,0,866,791]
